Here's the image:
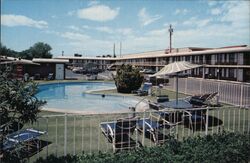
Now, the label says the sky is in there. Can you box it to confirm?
[1,0,250,57]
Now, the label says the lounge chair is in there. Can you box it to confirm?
[136,114,176,145]
[100,117,141,152]
[47,73,54,80]
[2,128,50,158]
[135,82,152,96]
[189,92,218,107]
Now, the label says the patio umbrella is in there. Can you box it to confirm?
[150,61,202,106]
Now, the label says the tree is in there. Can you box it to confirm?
[1,42,53,59]
[113,64,143,93]
[0,43,18,57]
[20,42,53,59]
[0,67,46,159]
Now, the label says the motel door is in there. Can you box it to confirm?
[55,64,64,80]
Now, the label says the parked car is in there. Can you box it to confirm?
[72,67,83,73]
[140,69,156,74]
[149,76,169,86]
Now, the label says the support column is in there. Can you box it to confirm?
[156,58,159,71]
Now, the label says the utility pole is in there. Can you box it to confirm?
[113,43,116,58]
[169,24,173,53]
[62,51,64,56]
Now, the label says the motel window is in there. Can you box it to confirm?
[217,54,222,63]
[200,55,203,63]
[224,54,228,62]
[199,68,203,75]
[229,69,234,78]
[192,56,195,62]
[223,68,226,77]
[205,55,211,64]
[229,53,235,63]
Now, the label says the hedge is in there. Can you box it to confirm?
[3,132,250,163]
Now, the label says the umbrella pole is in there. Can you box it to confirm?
[176,75,178,105]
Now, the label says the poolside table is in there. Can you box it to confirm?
[160,99,193,109]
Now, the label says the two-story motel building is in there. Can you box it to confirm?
[56,45,250,82]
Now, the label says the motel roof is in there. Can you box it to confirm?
[119,46,250,60]
[55,56,117,61]
[0,56,40,65]
[54,45,250,61]
[33,58,69,63]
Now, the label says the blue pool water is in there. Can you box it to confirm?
[36,82,140,113]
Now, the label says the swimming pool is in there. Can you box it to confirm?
[36,82,140,113]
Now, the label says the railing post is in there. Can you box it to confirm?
[73,116,76,155]
[185,78,187,94]
[64,113,67,156]
[199,79,202,94]
[205,108,209,136]
[46,118,49,157]
[55,118,58,157]
[142,111,146,146]
[217,81,220,95]
[240,84,244,107]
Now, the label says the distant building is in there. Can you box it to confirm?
[32,58,69,80]
[0,56,69,80]
[56,45,250,82]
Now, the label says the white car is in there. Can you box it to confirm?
[72,67,83,73]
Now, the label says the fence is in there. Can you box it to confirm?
[166,78,250,107]
[11,106,249,161]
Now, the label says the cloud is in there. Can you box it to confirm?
[44,30,60,35]
[59,31,113,55]
[67,10,75,16]
[82,25,90,29]
[61,32,90,41]
[88,0,99,6]
[67,25,81,31]
[146,28,167,36]
[211,8,222,15]
[51,15,58,19]
[220,1,249,28]
[164,22,178,27]
[174,9,189,15]
[79,25,132,36]
[117,28,133,35]
[208,1,217,6]
[95,26,113,33]
[1,14,48,29]
[183,17,211,27]
[138,8,162,26]
[48,1,249,55]
[77,5,119,22]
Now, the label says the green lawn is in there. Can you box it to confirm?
[25,106,249,162]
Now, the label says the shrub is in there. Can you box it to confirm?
[0,68,46,161]
[113,64,143,93]
[33,132,250,163]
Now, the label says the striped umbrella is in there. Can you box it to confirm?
[150,61,202,106]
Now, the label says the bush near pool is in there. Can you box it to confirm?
[5,132,248,163]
